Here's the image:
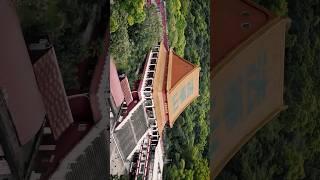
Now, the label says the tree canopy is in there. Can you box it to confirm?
[17,0,106,90]
[164,0,210,179]
[110,1,162,85]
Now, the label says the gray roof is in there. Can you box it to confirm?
[113,103,148,159]
[64,130,108,180]
[50,119,108,180]
[131,105,149,139]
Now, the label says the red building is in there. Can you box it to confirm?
[110,58,125,117]
[138,41,200,137]
[0,0,46,146]
[29,45,108,180]
[0,1,46,179]
[33,47,74,140]
[120,75,134,105]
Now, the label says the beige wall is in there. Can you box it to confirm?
[167,67,200,127]
[210,18,287,178]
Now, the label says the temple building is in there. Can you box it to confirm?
[110,41,200,180]
[210,0,289,178]
[109,59,125,119]
[138,41,200,137]
[28,41,108,180]
[0,0,108,179]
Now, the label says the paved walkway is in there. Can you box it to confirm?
[110,133,126,175]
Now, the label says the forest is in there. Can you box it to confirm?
[163,0,210,180]
[17,0,107,90]
[110,0,162,85]
[217,0,320,179]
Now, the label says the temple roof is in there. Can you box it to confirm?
[120,76,133,105]
[166,51,200,127]
[152,42,168,137]
[210,2,288,177]
[33,48,74,140]
[110,58,124,108]
[153,42,200,136]
[212,0,275,68]
[113,102,148,160]
[167,52,196,90]
[89,51,108,122]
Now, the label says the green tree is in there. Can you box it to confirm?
[121,0,146,26]
[110,23,131,70]
[129,5,162,55]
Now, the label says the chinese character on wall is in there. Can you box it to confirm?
[171,79,194,114]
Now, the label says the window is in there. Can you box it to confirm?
[144,92,151,97]
[241,22,251,29]
[140,164,145,174]
[153,48,159,52]
[147,72,154,78]
[149,65,156,71]
[152,53,158,58]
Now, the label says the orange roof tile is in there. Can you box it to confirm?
[152,42,200,135]
[120,76,133,105]
[212,0,275,68]
[110,58,124,107]
[167,51,195,91]
[152,42,168,137]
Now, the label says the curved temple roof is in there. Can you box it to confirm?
[210,0,289,178]
[166,51,200,127]
[110,58,125,108]
[212,0,275,68]
[33,48,74,140]
[152,42,200,136]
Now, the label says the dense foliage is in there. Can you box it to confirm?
[110,1,162,84]
[218,0,320,179]
[164,0,210,179]
[17,0,106,90]
[111,0,146,31]
[166,0,187,56]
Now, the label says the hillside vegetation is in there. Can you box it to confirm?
[164,0,210,179]
[17,0,106,90]
[110,1,162,85]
